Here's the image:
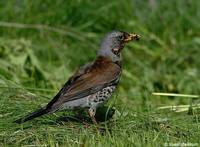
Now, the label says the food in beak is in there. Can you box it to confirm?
[124,33,140,42]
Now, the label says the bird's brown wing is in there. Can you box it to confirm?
[47,57,121,110]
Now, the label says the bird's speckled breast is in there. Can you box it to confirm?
[59,85,117,110]
[88,85,116,107]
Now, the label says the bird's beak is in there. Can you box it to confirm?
[124,33,140,42]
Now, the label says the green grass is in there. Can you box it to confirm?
[0,0,200,146]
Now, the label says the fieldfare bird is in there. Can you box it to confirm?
[14,31,140,125]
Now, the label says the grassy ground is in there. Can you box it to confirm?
[0,0,200,146]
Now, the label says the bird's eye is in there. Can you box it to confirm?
[119,35,124,41]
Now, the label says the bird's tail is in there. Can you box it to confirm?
[14,107,49,124]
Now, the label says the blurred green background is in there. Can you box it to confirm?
[0,0,200,146]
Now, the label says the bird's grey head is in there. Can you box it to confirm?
[98,31,140,62]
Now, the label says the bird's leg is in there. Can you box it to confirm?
[88,108,98,126]
[88,108,107,134]
[88,108,101,132]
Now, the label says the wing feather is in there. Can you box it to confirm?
[47,57,121,110]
